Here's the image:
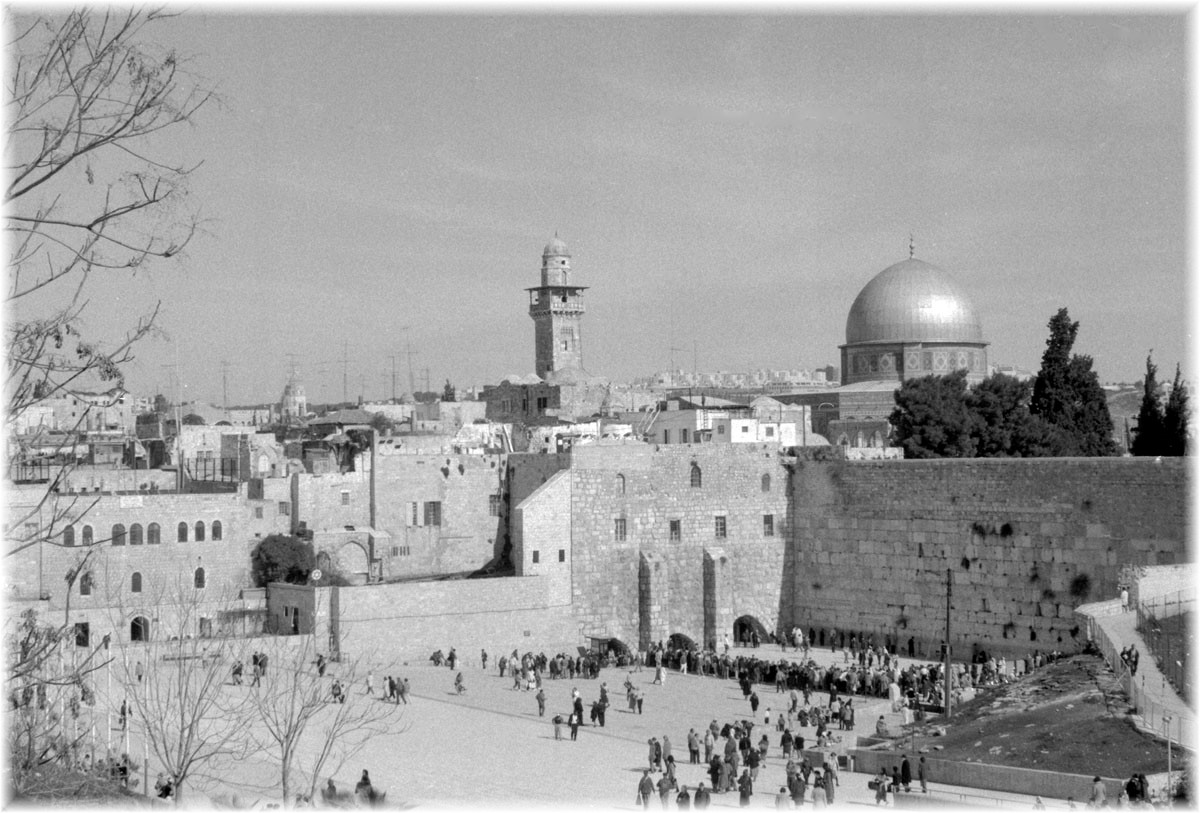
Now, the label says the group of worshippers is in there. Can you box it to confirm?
[871,754,927,803]
[498,648,609,684]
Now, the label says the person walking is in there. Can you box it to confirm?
[637,770,655,808]
[1120,586,1130,612]
[919,756,928,793]
[365,669,374,695]
[677,785,692,810]
[536,688,546,717]
[901,754,912,792]
[738,769,754,807]
[688,729,700,764]
[694,783,711,810]
[553,714,563,740]
[657,772,674,809]
[569,711,580,741]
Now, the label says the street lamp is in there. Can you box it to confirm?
[1163,714,1173,799]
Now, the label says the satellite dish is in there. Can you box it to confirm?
[310,569,323,582]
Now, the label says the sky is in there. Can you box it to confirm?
[9,8,1191,407]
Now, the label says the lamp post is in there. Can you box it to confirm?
[1163,714,1173,799]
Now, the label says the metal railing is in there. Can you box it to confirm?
[1136,589,1193,701]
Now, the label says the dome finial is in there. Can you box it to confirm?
[909,233,915,259]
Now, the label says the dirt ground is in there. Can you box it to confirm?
[900,654,1179,777]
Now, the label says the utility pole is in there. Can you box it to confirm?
[220,360,230,413]
[423,368,431,397]
[389,354,399,403]
[341,341,349,405]
[693,340,698,375]
[944,568,953,719]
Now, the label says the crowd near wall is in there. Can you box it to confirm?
[788,457,1188,659]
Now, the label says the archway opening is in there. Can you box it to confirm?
[590,637,633,667]
[130,616,150,642]
[668,632,696,651]
[733,615,769,648]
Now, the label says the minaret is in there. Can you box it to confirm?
[527,235,587,380]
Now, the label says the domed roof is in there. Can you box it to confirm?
[845,258,984,345]
[543,236,570,257]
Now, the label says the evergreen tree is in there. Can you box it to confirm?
[1131,353,1166,456]
[889,370,977,458]
[1164,363,1190,456]
[964,373,1056,457]
[1029,308,1117,456]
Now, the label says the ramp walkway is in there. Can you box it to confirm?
[1078,598,1195,751]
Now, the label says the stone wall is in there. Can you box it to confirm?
[302,577,581,665]
[558,443,794,650]
[1118,563,1195,611]
[787,457,1188,659]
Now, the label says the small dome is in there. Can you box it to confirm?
[543,236,570,258]
[845,258,983,345]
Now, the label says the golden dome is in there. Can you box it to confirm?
[845,259,984,345]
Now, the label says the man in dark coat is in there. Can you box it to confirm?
[901,754,912,792]
[694,783,711,809]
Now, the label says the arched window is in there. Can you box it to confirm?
[131,572,142,593]
[761,473,771,493]
[81,525,93,546]
[129,524,143,546]
[195,521,206,542]
[194,567,206,590]
[211,520,223,541]
[178,522,188,542]
[147,523,160,545]
[111,524,126,546]
[63,525,75,547]
[616,474,626,495]
[690,463,702,488]
[130,616,149,642]
[79,572,92,596]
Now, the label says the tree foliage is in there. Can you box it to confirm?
[889,370,977,458]
[964,374,1057,458]
[1029,308,1117,456]
[251,535,314,587]
[1133,353,1189,456]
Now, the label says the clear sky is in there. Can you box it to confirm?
[19,8,1190,406]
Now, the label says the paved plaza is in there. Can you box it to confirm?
[83,641,1104,809]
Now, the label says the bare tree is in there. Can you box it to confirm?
[248,636,404,807]
[6,546,112,796]
[107,572,251,806]
[5,7,212,555]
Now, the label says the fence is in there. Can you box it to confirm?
[1136,588,1193,701]
[1078,601,1195,751]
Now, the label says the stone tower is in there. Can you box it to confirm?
[527,235,587,380]
[279,369,308,422]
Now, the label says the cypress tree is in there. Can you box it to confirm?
[1131,353,1166,456]
[1030,308,1116,456]
[1163,363,1190,456]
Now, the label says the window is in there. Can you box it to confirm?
[81,525,93,546]
[80,572,92,596]
[741,425,750,434]
[616,474,625,495]
[763,514,775,537]
[614,518,627,541]
[690,463,702,488]
[63,525,75,547]
[489,494,501,516]
[147,523,160,545]
[199,617,213,638]
[74,622,90,648]
[212,521,222,541]
[681,428,689,444]
[341,490,350,506]
[111,524,126,546]
[718,425,725,435]
[714,516,727,538]
[131,572,142,593]
[410,502,420,526]
[178,522,189,542]
[255,506,264,519]
[130,524,143,546]
[424,501,442,527]
[765,426,775,438]
[391,545,399,557]
[194,567,206,589]
[558,549,565,562]
[532,550,540,564]
[195,521,206,542]
[762,473,771,492]
[278,501,289,516]
[669,519,681,542]
[536,396,548,412]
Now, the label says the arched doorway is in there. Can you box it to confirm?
[335,542,369,585]
[733,615,769,648]
[130,616,150,642]
[668,632,696,651]
[591,637,633,667]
